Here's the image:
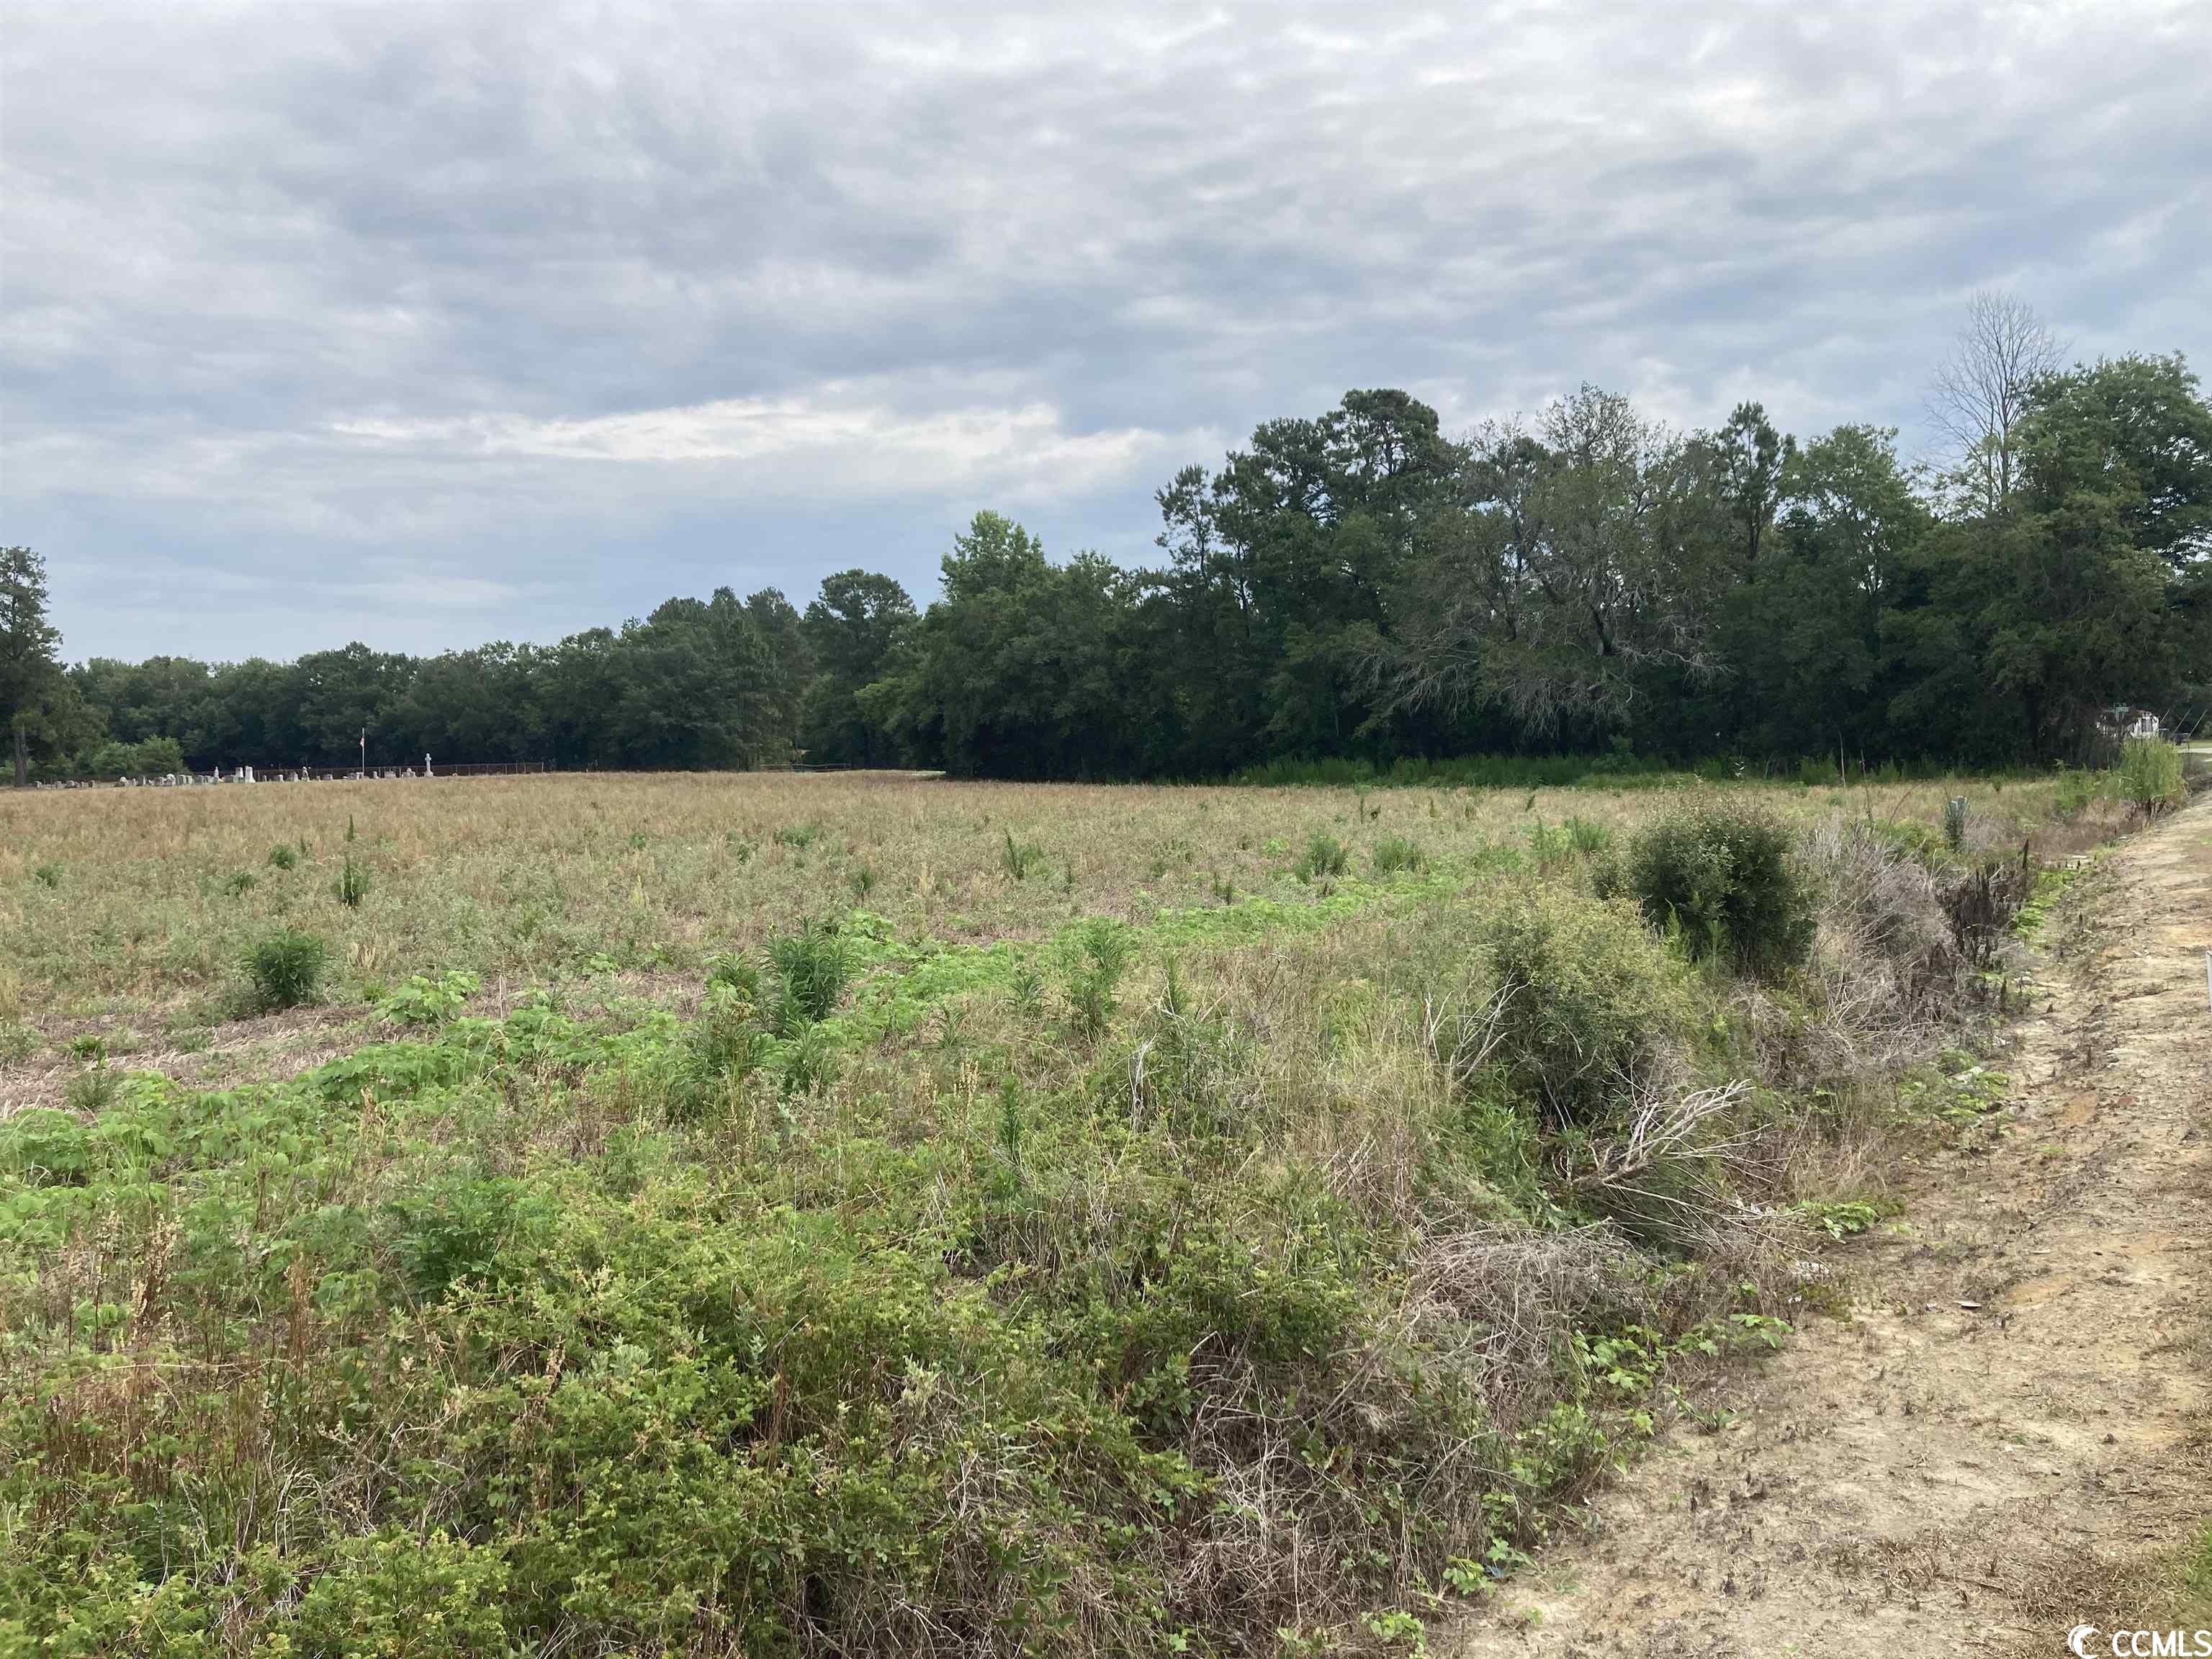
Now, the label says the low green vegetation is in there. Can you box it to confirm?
[1609,800,1813,981]
[2184,1521,2212,1622]
[374,969,482,1028]
[243,929,328,1012]
[0,768,2077,1657]
[1371,834,1426,875]
[2116,734,2188,817]
[1001,827,1046,881]
[766,917,855,1032]
[1293,830,1350,883]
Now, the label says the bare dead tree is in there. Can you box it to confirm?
[1925,291,2062,515]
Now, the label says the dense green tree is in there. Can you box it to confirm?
[1154,390,1455,768]
[2,547,67,786]
[1976,355,2207,757]
[744,588,813,759]
[85,735,187,778]
[388,644,548,766]
[865,513,1145,778]
[212,659,313,770]
[1876,358,2208,763]
[801,570,914,765]
[1382,388,1732,748]
[2022,354,2212,577]
[1717,426,1930,761]
[1698,403,1796,575]
[292,644,411,768]
[605,590,786,770]
[543,628,625,768]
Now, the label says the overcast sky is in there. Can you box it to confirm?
[4,2,2207,664]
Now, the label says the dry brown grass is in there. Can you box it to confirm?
[0,768,2082,1115]
[1,772,2070,986]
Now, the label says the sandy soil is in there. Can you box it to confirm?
[1451,796,2212,1658]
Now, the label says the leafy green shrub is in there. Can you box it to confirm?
[1001,828,1044,881]
[267,842,298,871]
[245,929,329,1010]
[294,1531,515,1657]
[704,950,762,1002]
[0,1106,91,1185]
[673,984,768,1118]
[63,1063,120,1114]
[1060,916,1135,1035]
[1799,1197,1885,1240]
[1475,885,1695,1128]
[377,971,481,1028]
[30,863,60,889]
[2051,764,2104,819]
[1565,817,1614,856]
[1294,831,1349,883]
[1622,801,1812,980]
[768,919,852,1033]
[773,821,818,849]
[387,1166,527,1300]
[223,868,258,896]
[1941,796,1969,853]
[335,850,371,908]
[1371,834,1425,875]
[84,734,185,778]
[2116,736,2185,816]
[694,986,765,1071]
[1526,820,1574,872]
[773,1017,840,1097]
[1868,816,1946,866]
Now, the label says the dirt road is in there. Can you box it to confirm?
[1452,798,2212,1657]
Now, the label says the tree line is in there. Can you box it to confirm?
[1,573,911,782]
[6,303,2207,785]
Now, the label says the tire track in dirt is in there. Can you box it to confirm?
[1450,796,2212,1658]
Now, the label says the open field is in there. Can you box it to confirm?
[0,769,2166,1655]
[0,770,2087,1041]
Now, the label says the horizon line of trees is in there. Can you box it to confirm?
[6,299,2208,786]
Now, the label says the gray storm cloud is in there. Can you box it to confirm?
[4,0,2206,659]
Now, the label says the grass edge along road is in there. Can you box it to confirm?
[1447,791,2212,1658]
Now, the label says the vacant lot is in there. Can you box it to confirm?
[1,769,2075,1030]
[0,769,2140,1656]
